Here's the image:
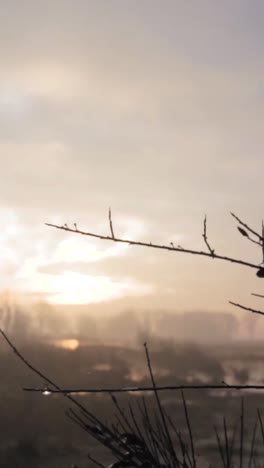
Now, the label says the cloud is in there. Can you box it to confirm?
[0,1,263,310]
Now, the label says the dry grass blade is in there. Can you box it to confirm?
[139,397,162,466]
[239,397,244,468]
[87,452,106,468]
[144,342,179,467]
[110,393,135,435]
[66,408,123,459]
[257,409,264,446]
[214,424,227,468]
[127,401,157,465]
[164,411,193,468]
[249,419,258,468]
[229,419,238,468]
[154,413,172,467]
[223,417,230,468]
[181,391,196,468]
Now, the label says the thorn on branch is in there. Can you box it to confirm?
[108,207,115,239]
[74,223,77,231]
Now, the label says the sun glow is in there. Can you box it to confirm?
[43,271,150,305]
[8,215,152,305]
[54,338,80,350]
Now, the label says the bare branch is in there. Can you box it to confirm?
[202,215,215,256]
[23,382,264,395]
[45,223,260,272]
[229,301,264,317]
[251,293,264,299]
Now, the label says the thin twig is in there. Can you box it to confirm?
[202,215,215,256]
[230,212,263,242]
[109,207,115,239]
[229,301,264,317]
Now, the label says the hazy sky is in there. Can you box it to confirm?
[0,1,264,313]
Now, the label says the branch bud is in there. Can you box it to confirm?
[237,227,249,237]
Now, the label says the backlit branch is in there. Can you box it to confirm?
[22,382,264,395]
[46,211,264,326]
[45,213,263,274]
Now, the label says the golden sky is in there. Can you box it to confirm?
[0,1,264,314]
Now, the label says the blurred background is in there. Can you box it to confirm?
[1,0,264,466]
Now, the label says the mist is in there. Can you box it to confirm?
[0,291,261,347]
